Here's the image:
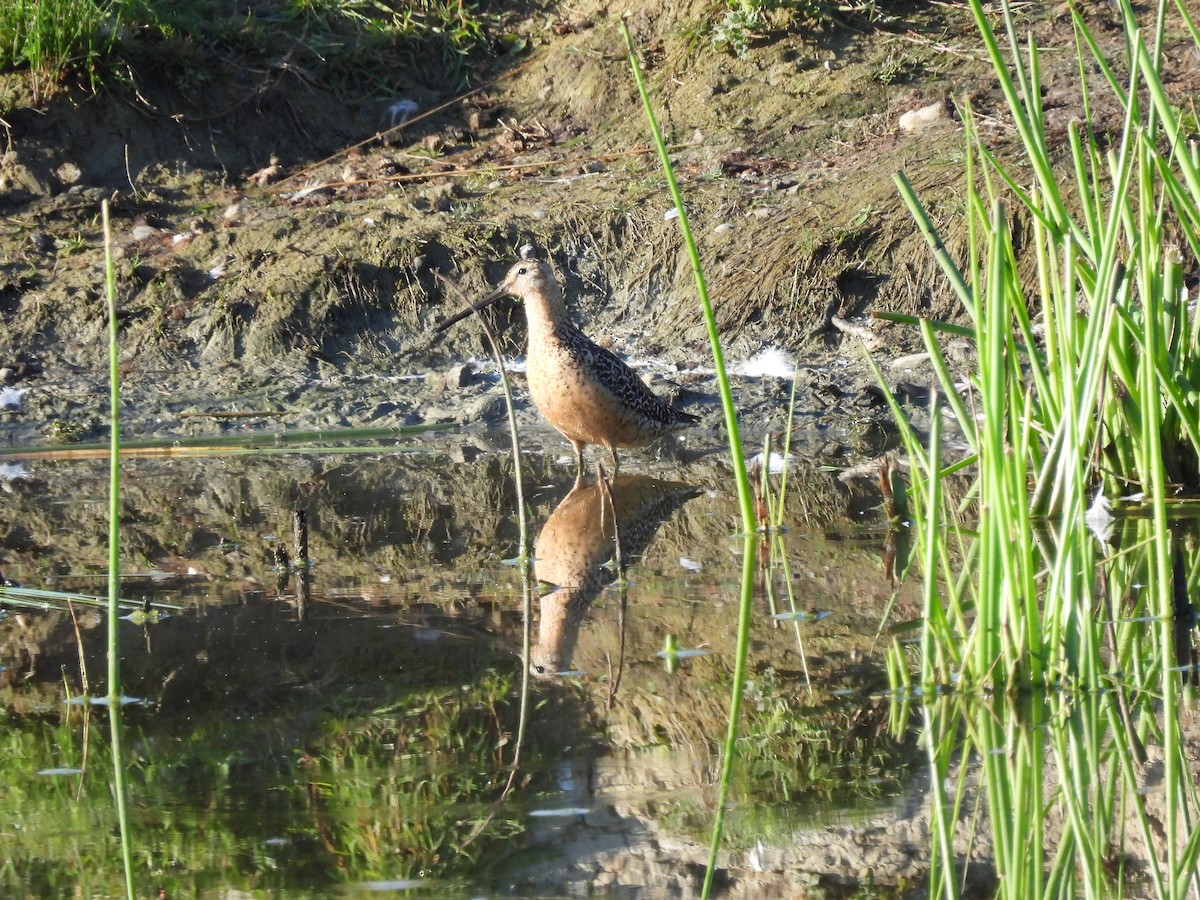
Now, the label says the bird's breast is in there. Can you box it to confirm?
[525,333,668,449]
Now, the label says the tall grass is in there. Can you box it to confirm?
[0,0,115,103]
[874,0,1200,896]
[876,0,1200,691]
[102,202,135,898]
[622,22,760,899]
[0,0,503,110]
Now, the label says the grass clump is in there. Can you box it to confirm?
[704,0,889,57]
[0,0,503,111]
[0,0,116,104]
[872,1,1200,894]
[874,0,1200,690]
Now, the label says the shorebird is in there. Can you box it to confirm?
[435,258,699,480]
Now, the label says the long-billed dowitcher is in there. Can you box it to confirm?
[435,258,699,480]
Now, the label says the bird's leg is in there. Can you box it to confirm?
[599,449,625,580]
[571,439,587,489]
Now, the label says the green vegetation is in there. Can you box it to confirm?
[876,0,1200,689]
[872,0,1200,896]
[0,0,116,103]
[0,0,503,110]
[624,17,768,897]
[0,668,539,895]
[102,199,137,900]
[704,0,888,57]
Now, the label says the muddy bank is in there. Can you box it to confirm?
[7,1,1181,448]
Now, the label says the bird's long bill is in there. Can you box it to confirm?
[433,287,508,333]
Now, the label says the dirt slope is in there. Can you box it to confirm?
[0,0,1193,447]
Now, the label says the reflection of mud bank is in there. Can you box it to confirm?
[0,584,513,713]
[0,445,880,584]
[508,746,945,898]
[1,448,901,713]
[0,450,925,897]
[511,721,1200,900]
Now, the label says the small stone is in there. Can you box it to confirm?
[248,159,282,186]
[713,222,734,235]
[583,160,605,174]
[365,401,399,421]
[447,444,484,464]
[55,162,82,185]
[464,107,490,131]
[888,352,931,370]
[444,362,476,390]
[0,367,12,384]
[899,100,949,132]
[465,395,506,424]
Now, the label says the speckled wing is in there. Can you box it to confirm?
[560,327,699,430]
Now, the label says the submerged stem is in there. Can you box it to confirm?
[102,201,135,900]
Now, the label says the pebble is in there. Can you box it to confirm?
[465,395,506,425]
[444,362,476,390]
[365,401,399,422]
[55,162,82,185]
[899,101,949,132]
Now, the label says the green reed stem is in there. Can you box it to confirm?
[620,23,757,897]
[919,395,943,688]
[621,21,755,534]
[483,318,531,561]
[435,272,531,559]
[894,172,974,317]
[433,271,534,780]
[486,318,533,768]
[702,531,758,899]
[101,201,135,900]
[771,370,800,530]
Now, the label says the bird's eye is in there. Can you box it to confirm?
[533,664,545,674]
[517,266,528,275]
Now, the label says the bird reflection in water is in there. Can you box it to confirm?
[531,474,700,692]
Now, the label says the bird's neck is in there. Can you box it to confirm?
[524,288,571,344]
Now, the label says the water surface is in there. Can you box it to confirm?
[0,442,923,896]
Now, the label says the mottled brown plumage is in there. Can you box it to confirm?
[437,260,698,479]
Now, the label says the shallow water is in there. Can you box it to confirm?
[7,439,1200,897]
[0,439,921,895]
[2,434,916,897]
